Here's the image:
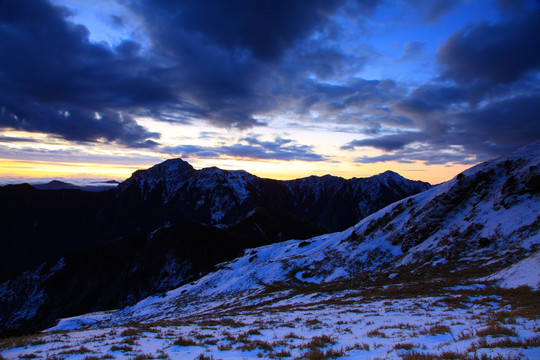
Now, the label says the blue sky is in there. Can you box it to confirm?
[0,0,539,184]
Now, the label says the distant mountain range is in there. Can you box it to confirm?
[0,160,430,278]
[32,180,119,192]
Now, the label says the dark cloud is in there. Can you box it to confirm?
[162,145,221,159]
[0,100,160,148]
[347,92,540,164]
[0,0,167,147]
[0,0,387,145]
[394,84,464,118]
[494,0,537,14]
[164,136,326,162]
[131,0,347,62]
[122,0,366,129]
[0,136,37,143]
[453,95,540,156]
[353,148,478,165]
[109,14,124,28]
[342,132,427,151]
[438,9,540,93]
[354,6,540,166]
[1,0,537,170]
[287,78,404,125]
[0,143,163,166]
[0,0,371,145]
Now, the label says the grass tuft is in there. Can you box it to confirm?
[173,336,199,346]
[476,325,517,338]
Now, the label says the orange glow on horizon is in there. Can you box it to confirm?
[0,159,148,180]
[0,157,476,185]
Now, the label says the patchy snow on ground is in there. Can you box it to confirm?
[1,282,539,360]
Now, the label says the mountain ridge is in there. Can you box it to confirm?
[116,159,431,232]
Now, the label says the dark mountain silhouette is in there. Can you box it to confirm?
[0,158,430,279]
[0,208,323,334]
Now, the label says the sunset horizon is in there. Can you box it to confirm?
[1,0,539,186]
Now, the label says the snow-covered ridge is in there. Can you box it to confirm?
[121,159,427,204]
[115,157,431,231]
[118,158,196,199]
[53,141,540,331]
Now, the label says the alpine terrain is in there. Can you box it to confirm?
[2,141,540,359]
[0,160,430,279]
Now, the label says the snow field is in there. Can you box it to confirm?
[2,282,539,360]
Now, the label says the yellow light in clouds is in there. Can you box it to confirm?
[0,159,142,180]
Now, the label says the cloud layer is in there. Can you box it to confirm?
[0,0,538,165]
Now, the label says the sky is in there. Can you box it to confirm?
[0,0,539,185]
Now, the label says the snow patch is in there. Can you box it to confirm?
[486,251,540,290]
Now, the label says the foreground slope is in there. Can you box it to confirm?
[1,142,539,359]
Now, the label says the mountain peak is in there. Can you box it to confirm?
[33,180,79,190]
[152,157,194,172]
[375,170,403,179]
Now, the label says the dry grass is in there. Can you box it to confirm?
[120,328,141,337]
[194,354,213,360]
[471,335,540,349]
[235,339,274,352]
[284,332,303,340]
[59,346,93,355]
[110,345,133,352]
[296,347,345,360]
[476,325,517,338]
[130,354,155,360]
[172,336,199,346]
[399,350,522,360]
[422,324,451,336]
[366,329,387,338]
[268,349,292,358]
[300,334,336,350]
[393,342,417,350]
[345,342,370,351]
[455,329,475,341]
[121,336,139,345]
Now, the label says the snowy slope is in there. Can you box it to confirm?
[51,141,540,331]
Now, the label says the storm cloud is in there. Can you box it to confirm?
[438,9,540,95]
[0,0,538,166]
[0,0,167,146]
[0,0,379,145]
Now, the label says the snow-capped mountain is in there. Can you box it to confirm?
[56,141,540,329]
[116,160,431,232]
